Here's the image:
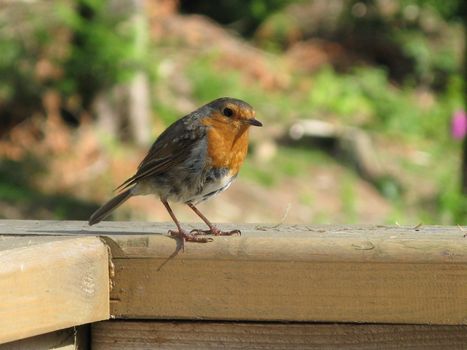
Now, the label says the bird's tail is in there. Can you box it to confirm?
[88,188,133,226]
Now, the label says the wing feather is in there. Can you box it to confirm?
[115,115,205,192]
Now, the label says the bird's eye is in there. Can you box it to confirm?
[223,107,234,117]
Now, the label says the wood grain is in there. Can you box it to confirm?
[0,235,109,344]
[1,220,467,325]
[111,257,467,324]
[91,321,467,350]
[103,222,467,324]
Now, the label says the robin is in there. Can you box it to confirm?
[89,97,262,247]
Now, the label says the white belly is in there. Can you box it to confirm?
[188,174,235,204]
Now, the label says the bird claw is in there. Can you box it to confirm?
[190,228,242,237]
[167,227,239,251]
[168,229,214,248]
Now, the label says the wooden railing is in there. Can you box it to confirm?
[1,220,467,348]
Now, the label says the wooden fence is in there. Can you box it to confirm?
[1,220,467,349]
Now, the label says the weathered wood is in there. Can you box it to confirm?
[0,326,88,350]
[1,220,467,325]
[91,320,467,350]
[0,233,109,344]
[106,222,467,324]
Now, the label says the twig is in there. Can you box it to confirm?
[256,203,291,231]
[458,225,466,238]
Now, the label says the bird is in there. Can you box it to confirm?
[88,97,262,248]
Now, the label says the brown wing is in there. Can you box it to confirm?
[115,116,205,191]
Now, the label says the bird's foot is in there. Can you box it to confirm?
[168,229,213,251]
[190,227,241,236]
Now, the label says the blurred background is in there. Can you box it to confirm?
[0,0,465,225]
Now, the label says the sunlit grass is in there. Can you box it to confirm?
[241,146,330,187]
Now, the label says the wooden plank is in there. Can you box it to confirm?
[0,235,109,344]
[1,220,467,325]
[103,222,467,325]
[0,326,88,350]
[91,320,467,350]
[111,257,467,324]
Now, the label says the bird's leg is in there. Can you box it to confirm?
[161,200,213,249]
[187,202,241,236]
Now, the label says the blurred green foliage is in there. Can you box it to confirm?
[180,0,299,36]
[308,67,463,140]
[185,52,462,143]
[0,6,47,124]
[256,0,464,87]
[400,0,465,21]
[0,0,465,223]
[0,0,138,117]
[57,0,139,105]
[241,147,329,188]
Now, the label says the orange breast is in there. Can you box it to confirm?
[202,117,250,175]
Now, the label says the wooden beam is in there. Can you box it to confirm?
[0,233,109,344]
[91,320,467,350]
[103,222,467,325]
[1,220,467,325]
[0,326,88,350]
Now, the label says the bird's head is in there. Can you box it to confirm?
[204,97,262,129]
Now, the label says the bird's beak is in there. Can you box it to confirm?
[247,118,263,127]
